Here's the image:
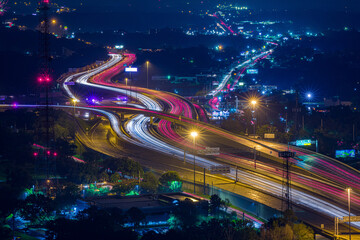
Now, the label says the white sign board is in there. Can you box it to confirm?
[125,67,138,73]
[198,147,220,155]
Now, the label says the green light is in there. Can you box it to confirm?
[169,181,182,191]
[125,190,139,196]
[167,75,171,80]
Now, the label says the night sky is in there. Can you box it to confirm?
[51,0,360,12]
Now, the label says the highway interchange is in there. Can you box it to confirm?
[3,50,360,235]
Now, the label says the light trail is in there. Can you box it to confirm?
[56,51,360,229]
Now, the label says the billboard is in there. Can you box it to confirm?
[210,165,230,174]
[264,133,275,139]
[247,69,258,74]
[296,139,312,146]
[198,147,220,156]
[336,150,355,158]
[278,151,296,158]
[125,67,138,73]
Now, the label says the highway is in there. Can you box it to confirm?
[207,50,273,110]
[26,51,360,233]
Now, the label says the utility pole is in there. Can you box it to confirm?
[235,166,238,183]
[203,168,206,195]
[294,90,299,133]
[146,61,149,88]
[254,147,257,169]
[348,188,351,240]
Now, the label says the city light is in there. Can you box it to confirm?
[0,0,8,16]
[191,131,198,138]
[215,45,223,51]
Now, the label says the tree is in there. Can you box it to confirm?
[140,172,159,194]
[103,157,143,178]
[209,194,227,217]
[46,207,134,240]
[54,182,80,210]
[99,171,109,182]
[110,173,121,183]
[159,171,182,191]
[6,167,33,191]
[112,179,137,195]
[260,210,313,240]
[19,194,55,226]
[126,207,145,228]
[261,220,293,240]
[82,149,102,164]
[293,223,314,240]
[256,124,278,139]
[171,198,200,229]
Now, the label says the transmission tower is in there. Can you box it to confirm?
[35,0,57,195]
[282,157,291,211]
[278,151,295,212]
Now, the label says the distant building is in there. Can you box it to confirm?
[85,193,204,226]
[324,98,352,107]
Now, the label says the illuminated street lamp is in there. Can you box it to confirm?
[306,93,312,99]
[72,98,79,115]
[191,131,198,193]
[348,187,352,240]
[146,61,149,89]
[250,100,257,136]
[125,78,129,98]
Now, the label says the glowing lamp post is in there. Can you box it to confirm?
[251,100,257,136]
[348,187,352,240]
[72,98,79,115]
[146,61,149,89]
[191,131,198,193]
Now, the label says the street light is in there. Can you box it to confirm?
[250,100,257,137]
[72,98,79,115]
[348,187,352,240]
[191,131,198,194]
[125,78,129,98]
[146,61,149,89]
